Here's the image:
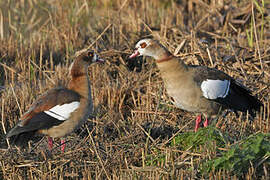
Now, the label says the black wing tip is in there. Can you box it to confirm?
[255,100,263,110]
[247,97,263,118]
[248,94,263,110]
[254,102,263,113]
[6,127,18,138]
[6,124,25,138]
[5,133,11,138]
[8,131,37,147]
[232,81,263,111]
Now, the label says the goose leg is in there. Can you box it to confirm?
[195,115,202,132]
[203,117,209,127]
[48,137,53,150]
[60,139,66,152]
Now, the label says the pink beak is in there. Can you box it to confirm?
[97,58,105,63]
[129,50,140,59]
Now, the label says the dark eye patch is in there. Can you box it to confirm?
[140,42,147,48]
[88,51,94,57]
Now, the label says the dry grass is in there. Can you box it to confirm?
[0,0,269,179]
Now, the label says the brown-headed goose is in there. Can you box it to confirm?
[6,49,104,152]
[129,39,262,131]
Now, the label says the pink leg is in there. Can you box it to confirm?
[60,139,66,153]
[48,137,53,150]
[203,117,209,127]
[195,115,202,132]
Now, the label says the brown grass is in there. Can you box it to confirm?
[0,0,269,179]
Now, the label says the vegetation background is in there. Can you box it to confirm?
[0,0,269,179]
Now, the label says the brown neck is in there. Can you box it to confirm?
[70,61,87,78]
[68,61,90,98]
[156,55,174,63]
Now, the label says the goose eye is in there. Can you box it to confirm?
[88,51,94,57]
[140,42,147,48]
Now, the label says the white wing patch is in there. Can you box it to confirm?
[201,79,230,99]
[44,101,80,121]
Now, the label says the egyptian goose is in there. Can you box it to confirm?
[6,49,104,152]
[129,39,262,131]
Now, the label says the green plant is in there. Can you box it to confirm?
[202,133,270,176]
[246,19,254,48]
[253,0,265,42]
[171,126,227,152]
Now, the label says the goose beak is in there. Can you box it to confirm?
[94,54,105,63]
[129,50,140,59]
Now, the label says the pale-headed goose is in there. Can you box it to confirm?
[130,39,262,131]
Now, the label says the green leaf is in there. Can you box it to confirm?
[201,133,270,176]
